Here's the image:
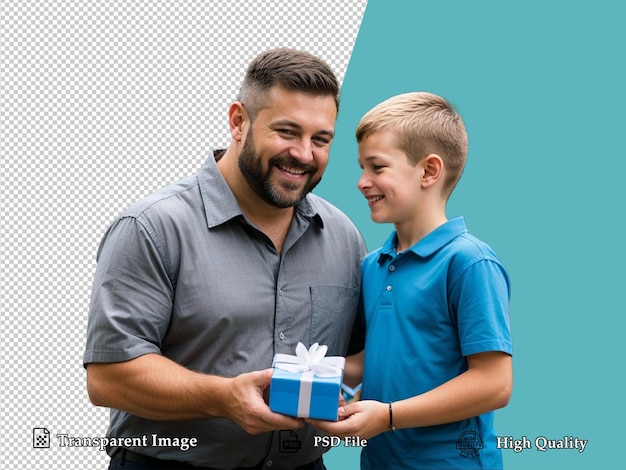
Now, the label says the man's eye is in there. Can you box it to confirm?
[277,129,296,137]
[313,136,331,146]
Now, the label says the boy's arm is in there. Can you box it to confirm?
[308,350,512,439]
[393,351,512,428]
[343,350,364,389]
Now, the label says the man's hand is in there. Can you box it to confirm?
[225,369,304,435]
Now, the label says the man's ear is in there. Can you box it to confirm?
[421,154,444,188]
[228,101,247,142]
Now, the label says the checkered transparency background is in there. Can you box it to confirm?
[0,2,366,467]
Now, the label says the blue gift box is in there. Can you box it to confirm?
[269,343,345,421]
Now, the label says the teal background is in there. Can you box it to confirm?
[317,0,624,468]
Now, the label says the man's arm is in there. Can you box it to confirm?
[86,353,303,435]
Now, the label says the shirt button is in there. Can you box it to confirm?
[389,265,396,271]
[266,461,273,467]
[278,289,284,296]
[279,332,285,340]
[386,285,392,291]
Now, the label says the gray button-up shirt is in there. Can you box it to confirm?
[84,149,366,469]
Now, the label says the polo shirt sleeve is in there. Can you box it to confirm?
[83,216,174,366]
[449,258,513,358]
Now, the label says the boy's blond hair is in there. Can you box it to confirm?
[356,92,468,198]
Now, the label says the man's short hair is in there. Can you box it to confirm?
[237,48,340,119]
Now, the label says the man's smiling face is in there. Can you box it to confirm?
[238,86,337,208]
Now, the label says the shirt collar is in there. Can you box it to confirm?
[198,148,323,229]
[378,217,468,262]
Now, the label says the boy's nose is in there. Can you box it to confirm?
[357,173,370,191]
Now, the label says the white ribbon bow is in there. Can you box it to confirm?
[272,342,344,377]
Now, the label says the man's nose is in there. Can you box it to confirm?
[289,139,314,164]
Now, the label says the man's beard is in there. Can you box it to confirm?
[238,131,322,208]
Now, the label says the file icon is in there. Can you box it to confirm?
[33,428,50,448]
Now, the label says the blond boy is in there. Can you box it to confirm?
[310,92,513,469]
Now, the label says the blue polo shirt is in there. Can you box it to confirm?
[360,217,512,470]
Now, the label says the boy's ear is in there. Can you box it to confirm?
[421,154,444,188]
[228,101,247,142]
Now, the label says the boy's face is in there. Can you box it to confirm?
[357,130,424,225]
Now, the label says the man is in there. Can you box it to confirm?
[84,48,366,469]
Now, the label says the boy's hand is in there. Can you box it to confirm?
[338,392,347,408]
[306,400,388,440]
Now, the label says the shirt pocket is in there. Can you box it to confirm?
[310,285,359,356]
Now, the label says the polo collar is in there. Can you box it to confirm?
[198,148,323,229]
[379,217,468,261]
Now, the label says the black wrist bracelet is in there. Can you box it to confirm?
[389,402,396,432]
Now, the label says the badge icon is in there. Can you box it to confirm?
[456,430,483,459]
[33,428,50,448]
